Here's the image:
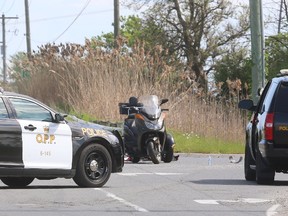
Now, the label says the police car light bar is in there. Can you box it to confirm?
[280,69,288,76]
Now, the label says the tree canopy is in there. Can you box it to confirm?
[265,33,288,80]
[123,0,250,89]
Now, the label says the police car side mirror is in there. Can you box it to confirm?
[55,113,66,123]
[238,99,256,111]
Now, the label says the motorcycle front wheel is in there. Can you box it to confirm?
[163,145,174,163]
[132,156,140,163]
[147,141,161,164]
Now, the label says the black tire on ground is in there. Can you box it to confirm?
[244,143,256,181]
[132,157,140,163]
[1,177,34,188]
[163,146,174,163]
[73,143,112,187]
[147,141,161,164]
[256,149,275,185]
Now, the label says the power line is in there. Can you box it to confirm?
[32,10,113,23]
[0,0,7,13]
[53,0,92,42]
[4,0,16,13]
[6,9,114,26]
[13,34,25,54]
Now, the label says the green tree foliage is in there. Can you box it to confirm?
[94,15,168,51]
[265,33,288,80]
[125,0,250,89]
[214,47,252,99]
[9,52,31,86]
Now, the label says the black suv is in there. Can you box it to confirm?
[239,70,288,184]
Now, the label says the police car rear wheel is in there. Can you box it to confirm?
[1,177,34,188]
[73,143,112,187]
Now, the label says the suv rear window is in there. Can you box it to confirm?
[274,81,288,112]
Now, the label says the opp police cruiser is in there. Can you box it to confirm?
[0,89,124,187]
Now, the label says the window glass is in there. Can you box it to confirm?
[274,82,288,113]
[10,98,52,121]
[257,81,271,113]
[261,81,278,114]
[0,98,9,119]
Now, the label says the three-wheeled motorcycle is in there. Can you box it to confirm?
[119,95,175,164]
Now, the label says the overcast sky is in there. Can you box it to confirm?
[1,0,136,59]
[0,0,282,61]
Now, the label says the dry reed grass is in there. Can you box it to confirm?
[10,40,246,144]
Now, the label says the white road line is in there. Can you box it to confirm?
[241,198,272,203]
[154,172,185,175]
[194,200,219,204]
[266,204,280,216]
[117,173,151,176]
[194,198,272,205]
[94,188,149,212]
[118,172,185,176]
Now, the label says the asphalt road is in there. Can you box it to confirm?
[0,154,288,216]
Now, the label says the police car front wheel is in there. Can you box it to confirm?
[73,143,112,187]
[1,177,34,188]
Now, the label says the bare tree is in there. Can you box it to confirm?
[277,0,288,32]
[124,0,250,89]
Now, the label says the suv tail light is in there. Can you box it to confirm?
[265,113,274,141]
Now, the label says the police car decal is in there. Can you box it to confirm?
[18,119,73,169]
[81,127,108,137]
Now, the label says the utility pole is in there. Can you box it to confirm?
[249,0,265,103]
[1,14,18,82]
[114,0,120,48]
[278,0,283,34]
[24,0,31,59]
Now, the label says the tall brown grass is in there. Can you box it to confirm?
[10,39,246,144]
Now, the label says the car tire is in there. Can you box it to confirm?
[1,177,34,188]
[73,143,112,187]
[256,149,275,185]
[244,143,256,181]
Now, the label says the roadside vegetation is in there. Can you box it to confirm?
[9,41,246,153]
[8,0,288,153]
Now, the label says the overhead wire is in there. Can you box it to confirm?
[2,0,116,56]
[53,0,92,42]
[4,0,16,14]
[6,9,113,25]
[2,0,31,56]
[0,0,7,13]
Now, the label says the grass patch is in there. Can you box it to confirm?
[170,130,244,154]
[12,41,245,147]
[64,113,244,154]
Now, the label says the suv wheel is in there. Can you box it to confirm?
[256,149,275,185]
[244,143,256,181]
